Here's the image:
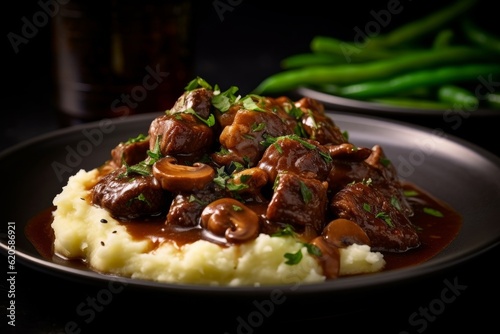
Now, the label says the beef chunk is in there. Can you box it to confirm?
[258,136,333,182]
[110,136,150,167]
[169,87,213,119]
[166,183,223,227]
[92,167,169,220]
[148,113,214,164]
[295,97,347,145]
[212,98,296,168]
[328,144,413,217]
[266,172,328,234]
[331,182,420,252]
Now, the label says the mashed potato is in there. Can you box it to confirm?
[52,169,385,286]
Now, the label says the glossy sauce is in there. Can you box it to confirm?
[25,182,462,276]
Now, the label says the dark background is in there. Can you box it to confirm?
[3,0,498,154]
[3,1,499,333]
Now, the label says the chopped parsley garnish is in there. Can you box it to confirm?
[213,166,249,192]
[271,224,296,237]
[182,107,215,127]
[391,196,402,211]
[284,249,303,265]
[185,76,212,91]
[213,166,229,189]
[251,122,266,132]
[212,85,240,112]
[363,203,371,212]
[284,243,322,265]
[299,181,313,204]
[375,211,394,228]
[260,134,332,163]
[404,190,419,197]
[188,194,207,206]
[379,156,391,167]
[121,135,163,177]
[271,225,322,265]
[364,202,394,227]
[126,193,151,207]
[232,205,243,212]
[304,243,322,257]
[242,95,266,112]
[226,182,249,192]
[124,133,147,144]
[342,130,349,141]
[423,207,444,217]
[361,178,373,186]
[135,193,150,206]
[286,105,304,119]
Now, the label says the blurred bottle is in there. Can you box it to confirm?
[52,0,193,126]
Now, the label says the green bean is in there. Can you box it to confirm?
[310,36,410,61]
[366,0,477,49]
[280,53,347,69]
[337,63,500,99]
[462,18,500,54]
[486,92,500,109]
[432,29,455,49]
[437,85,479,109]
[252,47,497,95]
[370,97,450,110]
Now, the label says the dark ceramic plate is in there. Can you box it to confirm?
[1,112,500,296]
[296,87,500,117]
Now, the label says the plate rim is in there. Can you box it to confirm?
[2,111,500,295]
[296,86,500,117]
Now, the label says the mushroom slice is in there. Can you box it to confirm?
[322,218,371,248]
[310,236,341,279]
[152,156,215,192]
[200,198,260,243]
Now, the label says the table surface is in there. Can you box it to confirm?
[3,1,499,333]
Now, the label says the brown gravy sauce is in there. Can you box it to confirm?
[25,182,462,277]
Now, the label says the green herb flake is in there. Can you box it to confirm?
[287,105,304,119]
[232,205,243,212]
[304,243,322,257]
[185,76,212,91]
[273,142,283,154]
[213,166,229,188]
[251,122,266,132]
[342,130,349,141]
[404,190,419,197]
[125,133,147,144]
[299,181,313,204]
[293,123,308,138]
[188,194,207,206]
[242,96,266,112]
[361,178,373,186]
[423,207,444,217]
[363,203,371,212]
[375,211,394,228]
[271,224,296,237]
[391,196,402,211]
[182,107,215,127]
[133,193,151,206]
[284,249,303,265]
[226,182,249,192]
[380,156,391,167]
[212,85,240,112]
[124,160,152,176]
